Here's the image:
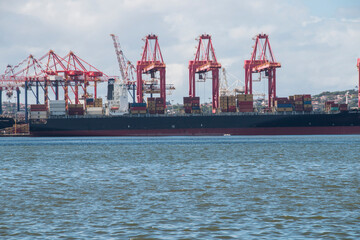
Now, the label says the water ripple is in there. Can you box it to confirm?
[1,135,360,239]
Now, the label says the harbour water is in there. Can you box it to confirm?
[1,136,359,239]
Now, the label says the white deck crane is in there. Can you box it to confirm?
[110,34,128,84]
[109,34,133,115]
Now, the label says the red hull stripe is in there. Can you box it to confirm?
[31,126,360,136]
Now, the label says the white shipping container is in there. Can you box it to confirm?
[30,111,47,115]
[30,111,48,119]
[50,100,66,103]
[30,115,47,120]
[50,103,66,106]
[49,100,66,106]
[87,112,103,116]
[50,111,66,116]
[87,107,102,111]
[50,107,66,111]
[86,107,103,115]
[48,75,63,81]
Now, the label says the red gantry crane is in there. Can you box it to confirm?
[189,34,221,113]
[136,34,166,108]
[244,34,281,108]
[0,50,107,120]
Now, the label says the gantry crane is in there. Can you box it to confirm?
[244,34,281,108]
[189,34,221,112]
[0,50,106,121]
[136,34,166,107]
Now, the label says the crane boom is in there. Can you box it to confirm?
[110,34,127,83]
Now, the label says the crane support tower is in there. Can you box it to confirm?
[244,34,281,108]
[189,34,221,113]
[136,34,166,108]
[358,58,360,109]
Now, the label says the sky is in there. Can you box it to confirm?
[1,0,360,104]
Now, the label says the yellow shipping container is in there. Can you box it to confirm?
[245,94,253,101]
[236,94,246,100]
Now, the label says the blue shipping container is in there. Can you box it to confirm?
[277,104,293,108]
[131,103,147,107]
[304,101,311,105]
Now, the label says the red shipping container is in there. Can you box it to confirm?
[238,101,253,106]
[184,108,192,114]
[183,97,192,103]
[155,98,164,103]
[30,104,47,111]
[192,97,200,104]
[228,106,237,112]
[239,109,253,112]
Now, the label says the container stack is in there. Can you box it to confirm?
[293,95,304,112]
[49,100,66,116]
[274,98,293,112]
[191,97,201,114]
[147,98,156,114]
[183,97,192,114]
[68,104,84,116]
[303,94,312,112]
[227,95,236,112]
[30,104,48,119]
[94,98,103,107]
[339,103,348,112]
[86,107,103,115]
[220,96,228,112]
[86,98,94,108]
[155,98,165,114]
[237,94,253,112]
[130,103,147,114]
[330,103,339,112]
[324,101,335,112]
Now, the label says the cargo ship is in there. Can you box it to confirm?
[29,110,360,136]
[28,88,360,136]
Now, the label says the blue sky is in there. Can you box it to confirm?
[301,0,359,17]
[1,0,360,104]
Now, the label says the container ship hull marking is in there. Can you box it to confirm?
[29,112,360,136]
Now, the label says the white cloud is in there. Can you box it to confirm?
[1,0,360,104]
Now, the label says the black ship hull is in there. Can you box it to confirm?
[0,117,15,130]
[29,112,360,136]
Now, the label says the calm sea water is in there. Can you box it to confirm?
[0,135,360,239]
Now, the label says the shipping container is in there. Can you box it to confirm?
[131,103,147,108]
[50,111,66,116]
[238,109,253,113]
[228,106,237,112]
[30,111,47,119]
[30,104,47,111]
[184,107,192,114]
